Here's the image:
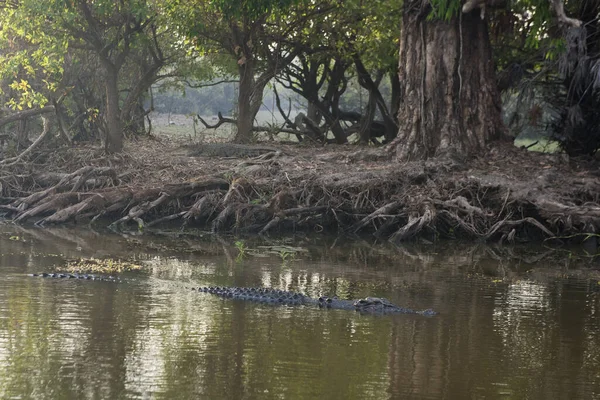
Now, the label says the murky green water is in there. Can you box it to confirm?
[0,225,599,399]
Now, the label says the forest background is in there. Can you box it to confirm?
[0,0,598,245]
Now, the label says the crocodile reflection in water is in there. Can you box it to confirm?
[27,273,437,316]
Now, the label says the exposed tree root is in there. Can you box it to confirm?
[350,201,401,233]
[1,138,599,244]
[390,202,436,242]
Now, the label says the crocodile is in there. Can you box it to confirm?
[28,272,121,282]
[28,273,437,315]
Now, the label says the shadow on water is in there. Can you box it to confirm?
[0,224,599,399]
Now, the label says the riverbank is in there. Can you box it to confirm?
[1,134,599,246]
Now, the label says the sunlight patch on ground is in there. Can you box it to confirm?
[514,138,560,153]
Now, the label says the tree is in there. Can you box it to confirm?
[275,0,403,144]
[550,0,600,156]
[57,0,169,152]
[172,0,332,142]
[388,0,581,160]
[0,0,176,153]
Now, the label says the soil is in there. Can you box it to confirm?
[1,133,599,247]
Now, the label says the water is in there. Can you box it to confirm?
[0,225,599,399]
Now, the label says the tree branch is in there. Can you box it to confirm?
[0,116,52,166]
[197,112,302,135]
[0,106,55,129]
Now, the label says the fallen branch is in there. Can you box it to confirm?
[147,211,187,227]
[390,203,436,242]
[197,112,302,135]
[1,116,52,166]
[441,196,493,217]
[109,192,171,229]
[350,201,401,233]
[259,206,330,234]
[483,217,555,240]
[0,106,55,129]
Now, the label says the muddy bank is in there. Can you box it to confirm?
[0,137,599,246]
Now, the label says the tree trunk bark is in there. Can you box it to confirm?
[307,102,321,126]
[390,71,400,123]
[391,4,506,160]
[104,65,123,153]
[235,61,260,143]
[234,59,269,143]
[359,91,378,145]
[128,98,147,136]
[16,119,28,150]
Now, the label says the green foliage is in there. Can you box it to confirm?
[235,240,248,261]
[211,0,301,18]
[0,0,70,109]
[427,0,568,61]
[0,0,160,111]
[278,249,295,265]
[428,0,462,21]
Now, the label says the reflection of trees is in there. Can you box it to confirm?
[0,274,147,398]
[492,279,600,399]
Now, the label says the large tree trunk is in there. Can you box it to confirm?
[391,4,506,160]
[306,102,321,126]
[235,58,271,143]
[104,66,123,153]
[235,61,258,143]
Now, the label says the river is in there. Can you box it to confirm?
[0,225,598,399]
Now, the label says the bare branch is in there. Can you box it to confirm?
[182,78,239,88]
[197,112,303,135]
[462,0,581,27]
[0,106,55,129]
[0,116,52,166]
[549,0,581,27]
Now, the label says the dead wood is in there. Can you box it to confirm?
[40,195,100,225]
[10,166,117,213]
[259,206,328,234]
[184,191,224,222]
[212,204,237,232]
[14,192,86,222]
[1,116,52,166]
[350,201,401,233]
[390,202,436,242]
[109,192,171,229]
[483,217,555,240]
[197,112,300,135]
[147,212,187,227]
[0,106,55,129]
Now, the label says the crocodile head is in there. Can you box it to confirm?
[353,297,438,315]
[353,297,406,313]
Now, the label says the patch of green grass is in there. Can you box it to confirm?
[514,138,560,153]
